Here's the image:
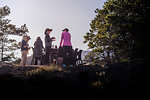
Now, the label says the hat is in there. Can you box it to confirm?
[23,34,28,38]
[46,28,53,31]
[27,36,31,40]
[22,34,28,41]
[62,28,69,32]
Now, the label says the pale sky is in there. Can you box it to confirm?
[0,0,106,54]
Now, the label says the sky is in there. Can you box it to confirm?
[0,0,107,57]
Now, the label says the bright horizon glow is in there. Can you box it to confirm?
[0,0,107,57]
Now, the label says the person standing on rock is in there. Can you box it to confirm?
[20,35,29,67]
[34,37,44,65]
[44,28,55,65]
[60,28,73,67]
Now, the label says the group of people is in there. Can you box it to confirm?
[20,28,83,67]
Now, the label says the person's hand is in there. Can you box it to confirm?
[24,45,28,48]
[51,37,56,41]
[51,37,55,39]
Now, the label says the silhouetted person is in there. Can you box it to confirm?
[76,50,83,66]
[74,48,79,66]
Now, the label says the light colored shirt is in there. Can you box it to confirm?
[60,32,72,46]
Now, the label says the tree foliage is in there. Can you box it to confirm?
[0,6,28,62]
[84,0,150,65]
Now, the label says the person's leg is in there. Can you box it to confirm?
[66,46,72,66]
[41,55,45,65]
[37,59,41,65]
[49,51,52,64]
[39,56,42,65]
[80,59,83,65]
[24,51,27,66]
[45,46,50,65]
[20,51,24,66]
[62,46,68,66]
[68,46,73,66]
[59,57,63,67]
[42,55,45,65]
[20,51,27,67]
[35,58,37,65]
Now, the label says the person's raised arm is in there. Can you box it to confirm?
[50,37,56,42]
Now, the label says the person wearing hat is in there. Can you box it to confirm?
[44,28,55,65]
[26,36,31,55]
[60,28,73,67]
[20,34,29,67]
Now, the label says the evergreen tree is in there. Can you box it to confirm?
[84,0,150,65]
[0,6,28,62]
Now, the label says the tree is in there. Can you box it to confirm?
[84,0,150,65]
[0,6,28,62]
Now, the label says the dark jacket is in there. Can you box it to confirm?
[45,34,52,47]
[21,40,28,51]
[34,39,44,57]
